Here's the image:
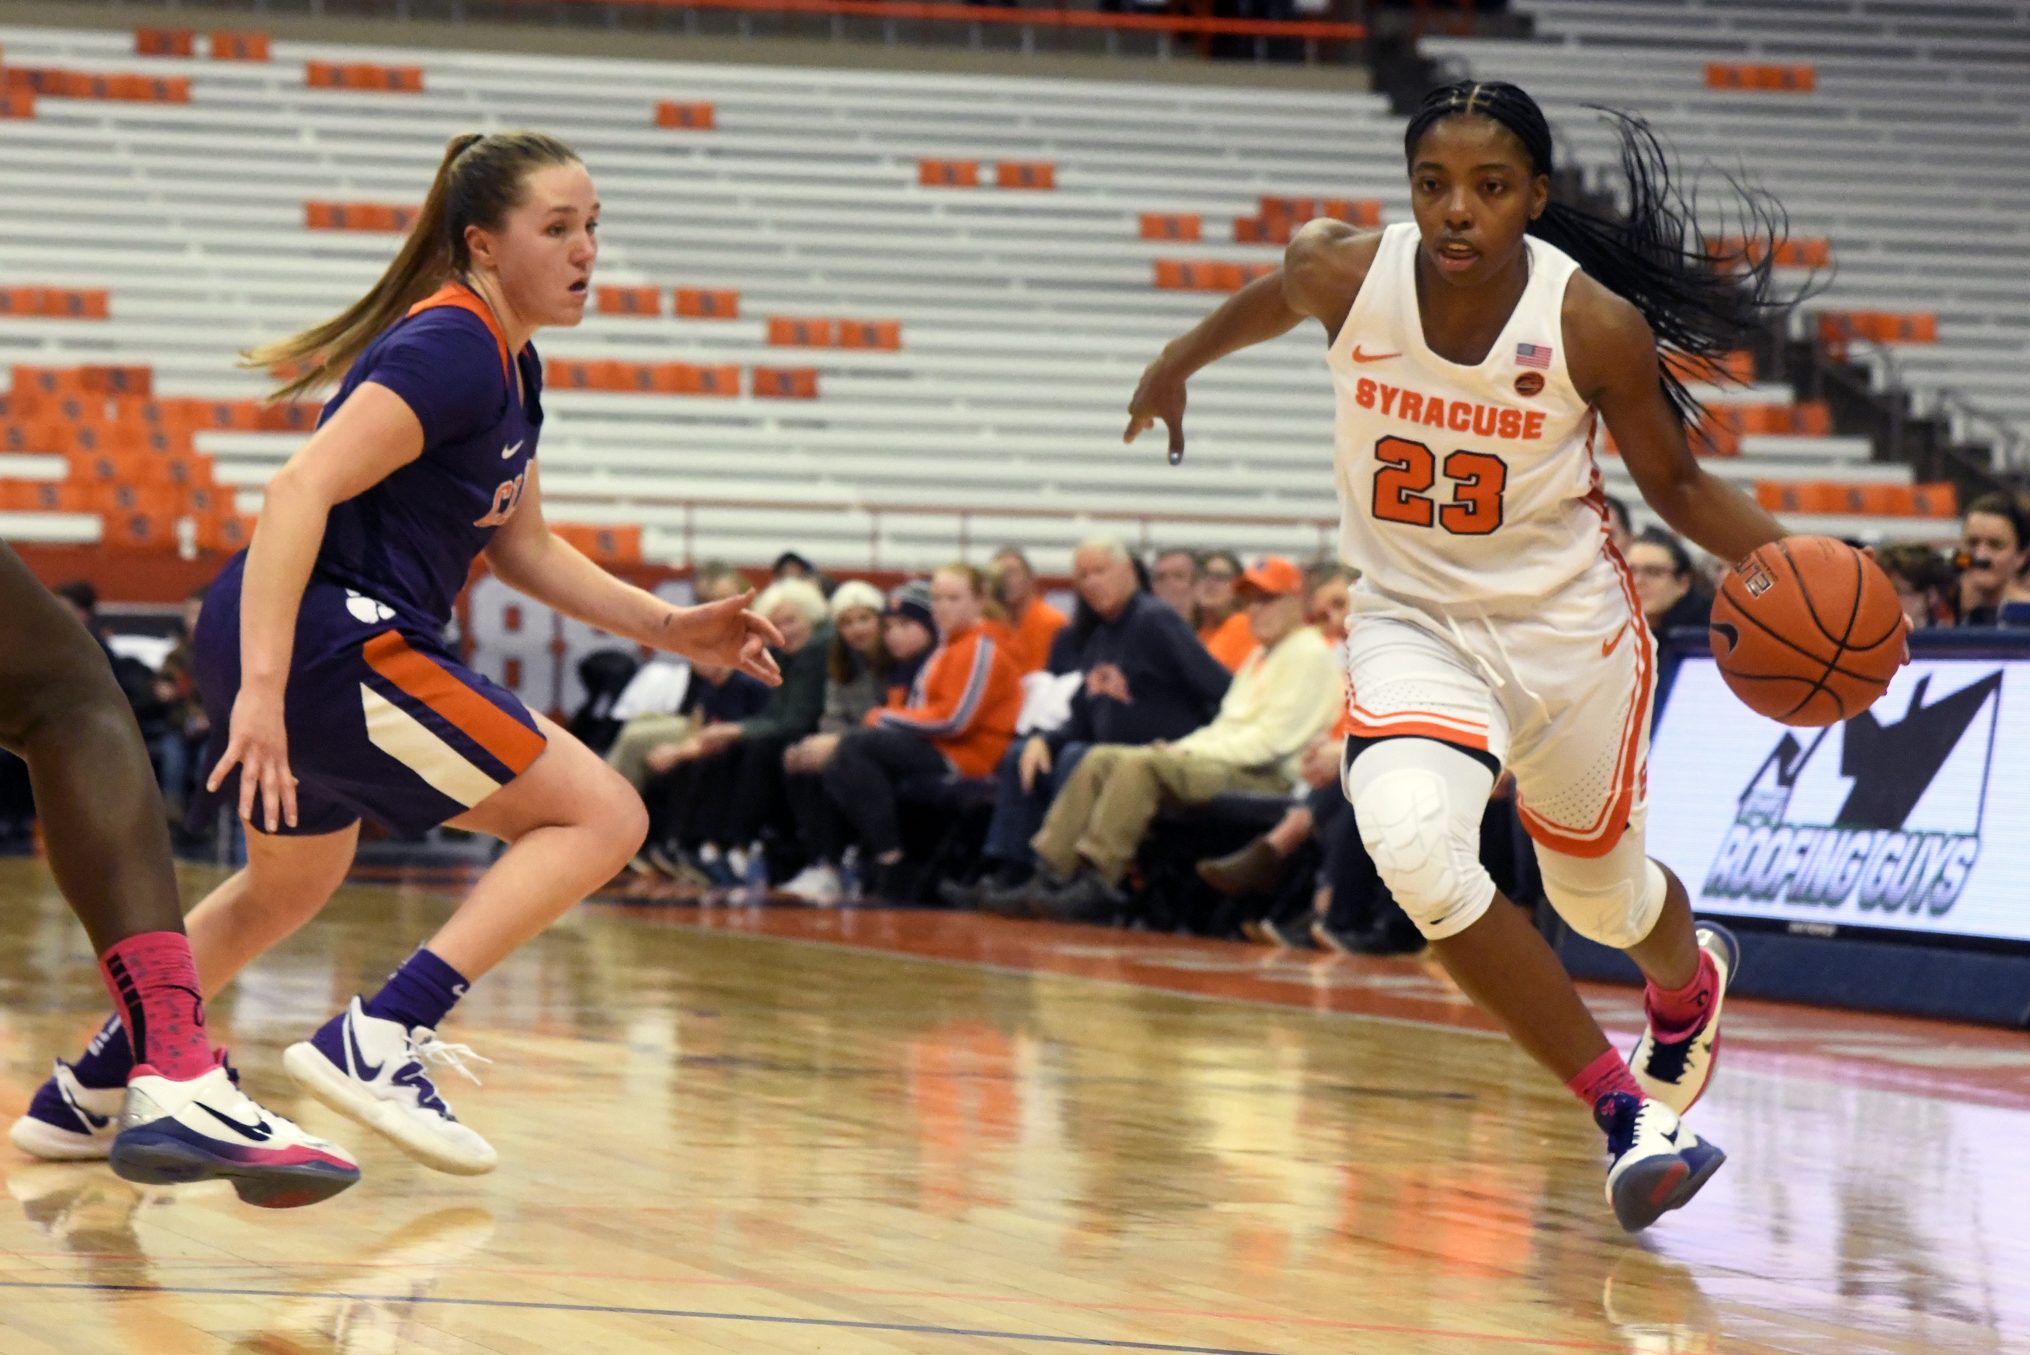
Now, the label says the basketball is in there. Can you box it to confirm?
[1708,536,1905,726]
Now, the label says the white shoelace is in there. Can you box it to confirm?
[408,1034,492,1087]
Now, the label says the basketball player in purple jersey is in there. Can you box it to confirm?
[13,132,782,1176]
[0,545,359,1205]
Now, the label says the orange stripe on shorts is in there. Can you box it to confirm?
[361,631,545,776]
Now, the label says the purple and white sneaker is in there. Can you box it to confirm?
[1596,1091,1726,1233]
[109,1057,361,1208]
[9,1060,124,1161]
[283,997,496,1176]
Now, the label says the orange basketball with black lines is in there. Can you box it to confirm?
[1708,536,1904,726]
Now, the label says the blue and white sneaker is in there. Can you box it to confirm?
[1595,1091,1726,1233]
[1631,922,1740,1115]
[109,1057,361,1208]
[9,1060,125,1161]
[282,997,497,1176]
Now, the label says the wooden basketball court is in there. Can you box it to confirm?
[1,856,2024,1354]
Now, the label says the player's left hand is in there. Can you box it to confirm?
[657,591,785,686]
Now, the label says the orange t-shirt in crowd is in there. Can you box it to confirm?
[1001,597,1068,675]
[1200,611,1259,672]
[865,620,1023,778]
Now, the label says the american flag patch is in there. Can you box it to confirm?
[1515,342,1553,369]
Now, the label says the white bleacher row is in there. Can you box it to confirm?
[1422,2,2030,460]
[0,24,1942,570]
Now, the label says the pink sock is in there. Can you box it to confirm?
[1566,1048,1645,1110]
[98,931,213,1081]
[1645,951,1719,1037]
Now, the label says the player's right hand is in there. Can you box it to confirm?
[209,687,298,833]
[1125,358,1187,464]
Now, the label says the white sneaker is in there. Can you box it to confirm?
[1596,1091,1726,1233]
[109,1059,362,1208]
[9,1060,124,1161]
[1631,922,1740,1115]
[283,997,497,1176]
[780,863,843,905]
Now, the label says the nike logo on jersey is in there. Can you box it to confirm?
[1601,623,1627,657]
[501,440,524,460]
[346,1018,385,1081]
[199,1103,275,1142]
[1350,347,1401,364]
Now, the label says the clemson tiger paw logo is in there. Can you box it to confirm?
[345,590,394,624]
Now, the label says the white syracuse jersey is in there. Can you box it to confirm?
[1328,222,1611,612]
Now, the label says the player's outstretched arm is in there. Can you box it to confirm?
[483,467,785,686]
[1572,286,1785,566]
[1127,219,1370,464]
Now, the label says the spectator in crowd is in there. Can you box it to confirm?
[1627,527,1709,638]
[1956,492,2030,626]
[820,565,1023,900]
[1196,549,1257,670]
[1876,542,1956,630]
[946,537,1232,911]
[55,580,177,795]
[605,564,754,794]
[989,546,1067,676]
[1603,494,1635,558]
[774,581,893,902]
[1306,561,1357,638]
[1150,547,1200,621]
[1023,557,1341,920]
[154,588,210,828]
[642,578,832,886]
[772,550,820,584]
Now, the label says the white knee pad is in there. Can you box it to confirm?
[1346,740,1498,941]
[1537,835,1668,949]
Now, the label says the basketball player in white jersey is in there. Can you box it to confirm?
[1128,82,1813,1231]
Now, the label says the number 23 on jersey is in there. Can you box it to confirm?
[1372,436,1508,536]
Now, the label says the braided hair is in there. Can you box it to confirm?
[1404,81,1815,440]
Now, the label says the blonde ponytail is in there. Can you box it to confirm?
[243,130,578,403]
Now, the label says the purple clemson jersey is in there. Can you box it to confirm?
[312,280,543,631]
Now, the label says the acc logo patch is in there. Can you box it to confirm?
[1513,372,1545,397]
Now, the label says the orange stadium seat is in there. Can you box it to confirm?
[0,90,34,119]
[919,160,980,188]
[1911,483,1959,518]
[674,288,740,319]
[103,510,176,552]
[596,285,662,317]
[306,61,423,93]
[1817,311,1939,351]
[654,101,715,129]
[210,32,271,61]
[1706,62,1816,92]
[1153,260,1273,293]
[839,320,902,351]
[1710,235,1832,269]
[768,317,838,348]
[752,367,820,400]
[1140,214,1202,242]
[996,162,1056,190]
[1665,348,1756,385]
[134,28,195,57]
[195,513,255,554]
[554,524,643,566]
[0,289,110,319]
[304,202,417,232]
[79,365,151,396]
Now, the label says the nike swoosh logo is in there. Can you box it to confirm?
[1350,347,1400,364]
[1661,1126,1681,1147]
[346,1017,385,1081]
[1601,623,1627,657]
[501,440,524,460]
[198,1103,274,1142]
[60,1083,110,1131]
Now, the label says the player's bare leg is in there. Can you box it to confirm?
[0,544,357,1205]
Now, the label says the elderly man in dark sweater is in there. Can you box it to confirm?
[942,537,1230,910]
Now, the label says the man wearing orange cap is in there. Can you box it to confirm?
[1025,556,1342,921]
